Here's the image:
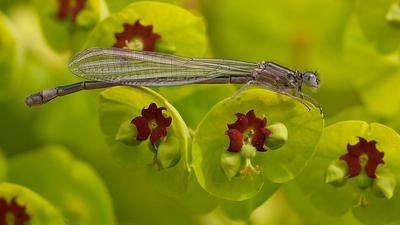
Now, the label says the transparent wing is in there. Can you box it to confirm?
[68,47,257,86]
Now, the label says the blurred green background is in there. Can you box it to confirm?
[1,0,399,224]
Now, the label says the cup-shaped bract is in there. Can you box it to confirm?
[99,86,191,197]
[294,121,400,225]
[32,0,106,52]
[192,89,323,201]
[7,146,117,225]
[0,182,65,225]
[84,1,207,57]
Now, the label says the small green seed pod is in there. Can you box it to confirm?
[115,119,140,146]
[220,151,242,181]
[265,122,288,150]
[372,170,396,199]
[325,159,348,187]
[157,137,181,169]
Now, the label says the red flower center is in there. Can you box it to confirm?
[113,20,161,51]
[57,0,85,22]
[131,103,172,145]
[340,137,384,178]
[0,198,30,225]
[225,110,271,152]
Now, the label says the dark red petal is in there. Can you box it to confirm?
[0,198,7,224]
[57,0,85,22]
[262,127,272,137]
[226,129,244,152]
[141,103,158,120]
[131,116,151,140]
[71,0,85,22]
[340,154,361,177]
[347,142,363,157]
[155,113,172,127]
[246,110,256,124]
[113,21,161,51]
[150,126,167,145]
[251,129,268,152]
[227,114,248,133]
[0,198,30,225]
[365,159,383,178]
[364,140,384,178]
[246,110,266,129]
[57,0,69,18]
[10,198,30,225]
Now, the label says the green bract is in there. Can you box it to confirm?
[294,121,400,225]
[7,146,117,225]
[192,89,323,201]
[32,0,106,52]
[85,1,207,57]
[99,86,190,196]
[0,182,65,225]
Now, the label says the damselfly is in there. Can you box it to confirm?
[25,47,321,112]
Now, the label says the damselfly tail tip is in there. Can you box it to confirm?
[25,89,58,107]
[25,93,43,107]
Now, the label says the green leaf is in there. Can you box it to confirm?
[294,121,400,224]
[192,88,323,201]
[7,146,117,225]
[32,0,107,52]
[99,86,191,196]
[0,182,65,225]
[85,1,207,57]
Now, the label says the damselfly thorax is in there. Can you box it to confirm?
[25,47,321,113]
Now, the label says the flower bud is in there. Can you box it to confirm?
[372,171,396,199]
[325,160,348,187]
[115,120,140,145]
[220,151,242,180]
[157,137,181,169]
[265,122,288,150]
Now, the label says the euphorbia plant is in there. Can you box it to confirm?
[99,86,191,196]
[192,88,323,201]
[84,1,207,56]
[294,121,400,225]
[0,183,65,225]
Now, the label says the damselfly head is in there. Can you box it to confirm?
[302,71,320,89]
